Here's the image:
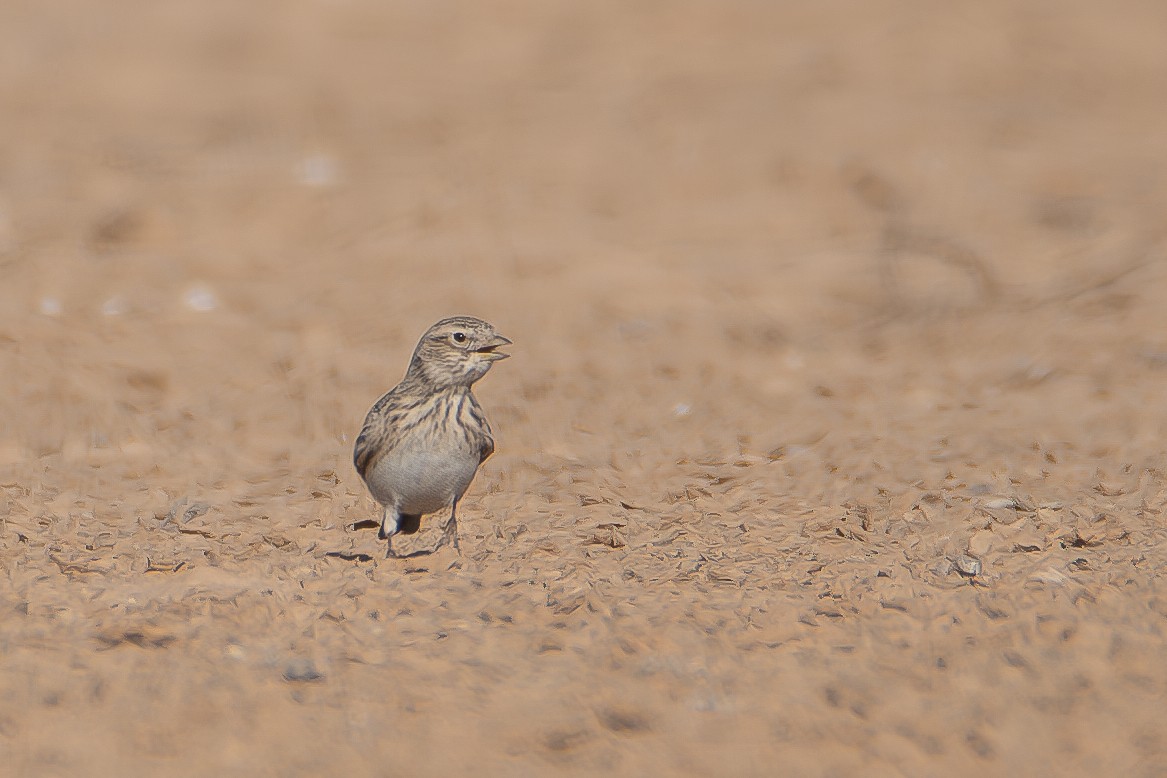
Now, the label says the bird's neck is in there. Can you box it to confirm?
[402,359,476,393]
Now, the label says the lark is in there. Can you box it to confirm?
[353,316,511,557]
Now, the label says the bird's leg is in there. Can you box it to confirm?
[433,500,461,555]
[448,499,461,555]
[379,507,399,558]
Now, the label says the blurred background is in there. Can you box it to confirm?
[0,0,1162,471]
[2,2,1167,775]
[2,1,1166,464]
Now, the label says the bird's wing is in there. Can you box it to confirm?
[353,389,403,479]
[352,423,386,480]
[471,398,495,464]
[478,431,495,464]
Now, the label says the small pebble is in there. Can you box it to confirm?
[298,154,339,187]
[1027,568,1068,586]
[101,296,128,316]
[282,658,324,683]
[967,531,995,556]
[672,403,692,417]
[953,554,982,577]
[183,283,218,312]
[39,297,62,316]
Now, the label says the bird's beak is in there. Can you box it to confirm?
[475,334,512,361]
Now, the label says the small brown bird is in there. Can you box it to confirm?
[353,316,510,557]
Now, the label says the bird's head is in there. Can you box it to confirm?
[407,316,511,388]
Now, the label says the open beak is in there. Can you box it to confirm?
[474,334,512,361]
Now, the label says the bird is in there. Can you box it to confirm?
[353,316,510,557]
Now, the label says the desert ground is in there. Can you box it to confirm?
[2,2,1167,775]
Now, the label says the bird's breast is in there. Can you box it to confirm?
[365,438,481,515]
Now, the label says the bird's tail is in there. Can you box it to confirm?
[379,510,422,539]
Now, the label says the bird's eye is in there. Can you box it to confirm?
[451,332,467,344]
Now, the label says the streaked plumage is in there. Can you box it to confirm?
[354,316,510,557]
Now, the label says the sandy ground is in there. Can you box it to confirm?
[2,2,1167,775]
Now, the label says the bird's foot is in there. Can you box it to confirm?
[432,523,461,556]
